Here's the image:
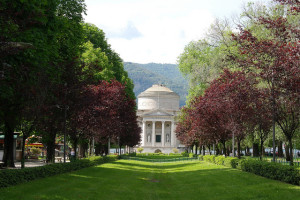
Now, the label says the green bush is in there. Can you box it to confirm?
[137,147,144,153]
[200,154,300,185]
[189,153,195,158]
[223,157,239,168]
[0,155,118,188]
[169,153,181,156]
[239,159,300,185]
[198,155,204,161]
[30,147,42,156]
[181,152,189,157]
[203,155,216,163]
[172,148,179,153]
[214,156,225,165]
[127,152,136,157]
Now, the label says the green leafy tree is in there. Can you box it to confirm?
[0,0,86,166]
[82,23,135,99]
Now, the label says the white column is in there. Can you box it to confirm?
[152,121,155,146]
[142,121,146,146]
[162,121,165,147]
[171,121,175,146]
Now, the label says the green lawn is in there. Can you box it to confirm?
[1,160,299,200]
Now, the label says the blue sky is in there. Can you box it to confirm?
[84,0,265,64]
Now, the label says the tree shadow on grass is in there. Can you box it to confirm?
[1,160,299,200]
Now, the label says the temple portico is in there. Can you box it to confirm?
[136,84,184,153]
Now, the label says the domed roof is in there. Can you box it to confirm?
[138,84,179,98]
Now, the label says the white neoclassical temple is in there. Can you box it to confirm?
[136,84,184,153]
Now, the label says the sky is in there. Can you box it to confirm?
[84,0,262,64]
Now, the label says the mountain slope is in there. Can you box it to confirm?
[124,62,188,106]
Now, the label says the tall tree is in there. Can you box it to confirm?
[230,0,299,164]
[77,80,140,150]
[0,0,86,166]
[82,23,135,99]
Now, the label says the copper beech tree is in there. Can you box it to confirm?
[177,70,271,158]
[230,0,299,164]
[77,80,141,153]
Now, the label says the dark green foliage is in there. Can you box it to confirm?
[223,157,239,168]
[0,155,118,188]
[203,155,240,168]
[189,153,196,158]
[181,152,189,157]
[82,23,135,99]
[239,159,300,185]
[202,155,300,185]
[124,62,188,106]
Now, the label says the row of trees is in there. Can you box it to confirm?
[0,0,140,167]
[176,0,299,165]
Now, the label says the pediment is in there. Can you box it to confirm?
[142,109,174,117]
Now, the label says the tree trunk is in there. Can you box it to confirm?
[227,146,231,157]
[285,144,290,161]
[288,138,293,166]
[73,139,78,160]
[246,146,250,156]
[260,139,264,161]
[237,140,241,159]
[3,121,15,167]
[21,135,27,168]
[195,144,198,155]
[253,143,259,157]
[202,145,205,155]
[278,141,283,157]
[46,133,56,163]
[208,145,211,155]
[216,144,220,155]
[222,141,226,157]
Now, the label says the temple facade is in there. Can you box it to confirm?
[136,84,184,153]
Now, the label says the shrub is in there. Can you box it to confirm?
[154,149,162,153]
[172,148,179,153]
[223,157,239,168]
[189,153,195,158]
[137,147,144,153]
[181,151,189,157]
[30,147,42,156]
[198,155,204,161]
[128,152,136,157]
[0,155,118,188]
[239,159,300,185]
[203,155,216,163]
[214,156,225,165]
[200,154,300,185]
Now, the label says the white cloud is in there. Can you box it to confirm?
[84,0,259,64]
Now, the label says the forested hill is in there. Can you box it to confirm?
[124,62,188,106]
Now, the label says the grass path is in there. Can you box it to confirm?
[1,160,299,200]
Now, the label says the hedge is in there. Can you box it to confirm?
[0,155,118,188]
[201,155,300,185]
[239,159,300,185]
[203,155,216,163]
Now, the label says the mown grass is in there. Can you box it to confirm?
[136,154,183,159]
[0,160,299,200]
